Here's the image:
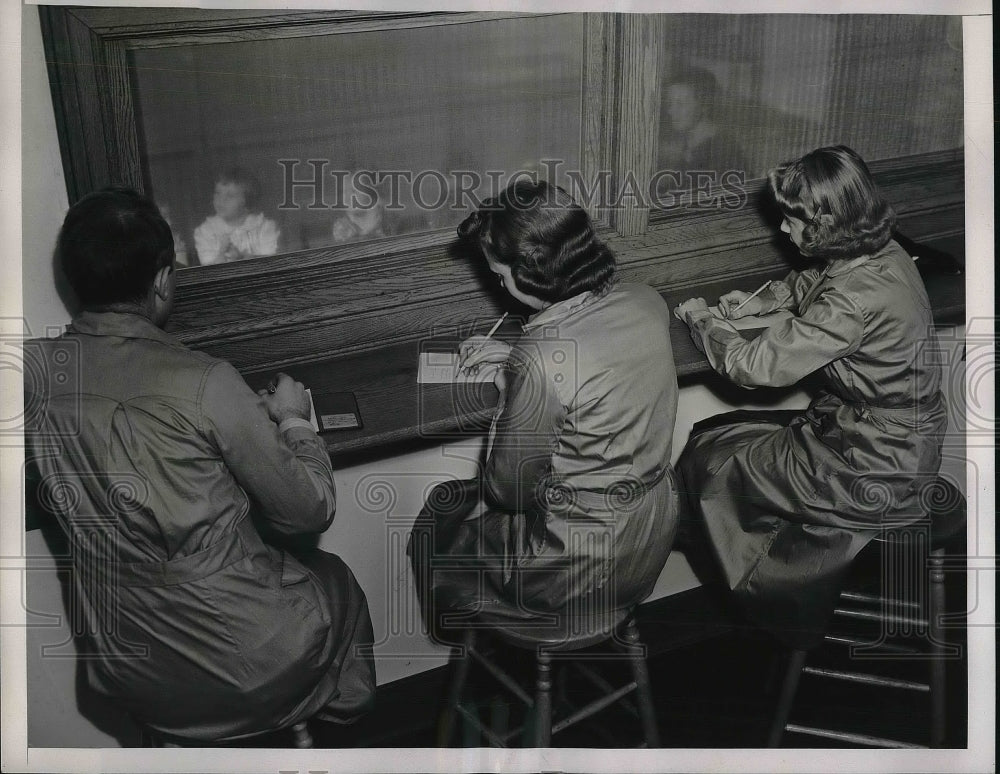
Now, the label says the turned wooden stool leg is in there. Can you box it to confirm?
[438,628,476,746]
[928,546,947,748]
[533,650,553,747]
[624,619,660,748]
[767,649,808,747]
[290,721,313,748]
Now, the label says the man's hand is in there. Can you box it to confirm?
[257,372,311,424]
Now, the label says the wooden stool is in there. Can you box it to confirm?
[768,477,966,748]
[140,719,314,748]
[438,609,660,748]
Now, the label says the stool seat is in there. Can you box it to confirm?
[479,607,630,651]
[439,607,660,748]
[875,481,966,548]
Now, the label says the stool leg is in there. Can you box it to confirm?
[767,649,808,747]
[438,629,476,747]
[624,619,661,748]
[929,546,947,748]
[532,650,553,747]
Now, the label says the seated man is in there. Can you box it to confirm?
[24,188,374,742]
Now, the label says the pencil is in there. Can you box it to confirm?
[730,280,772,316]
[481,311,509,342]
[460,312,509,371]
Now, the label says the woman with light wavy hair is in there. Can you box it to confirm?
[674,145,948,647]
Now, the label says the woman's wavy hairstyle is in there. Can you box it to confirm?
[457,181,616,303]
[768,145,896,260]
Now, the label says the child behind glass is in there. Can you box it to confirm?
[194,168,280,265]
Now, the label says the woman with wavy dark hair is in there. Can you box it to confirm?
[411,180,679,636]
[673,146,947,647]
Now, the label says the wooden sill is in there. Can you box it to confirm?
[242,242,965,465]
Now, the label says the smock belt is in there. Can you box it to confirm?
[542,465,674,513]
[841,391,944,422]
[808,388,943,417]
[111,518,264,588]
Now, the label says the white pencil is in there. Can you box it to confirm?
[481,311,509,342]
[461,312,508,371]
[730,280,772,316]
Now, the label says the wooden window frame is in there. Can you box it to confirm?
[38,9,963,376]
[39,8,671,365]
[38,9,647,242]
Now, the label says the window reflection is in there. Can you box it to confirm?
[129,15,585,268]
[194,169,280,265]
[655,14,963,207]
[659,68,748,174]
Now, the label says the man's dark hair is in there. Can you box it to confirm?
[57,188,174,308]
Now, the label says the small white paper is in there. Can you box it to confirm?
[319,412,360,429]
[417,351,499,384]
[305,388,320,431]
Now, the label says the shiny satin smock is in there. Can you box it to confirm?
[412,282,680,637]
[24,312,374,741]
[677,240,948,647]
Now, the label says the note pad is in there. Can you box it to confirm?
[417,351,500,384]
[306,389,363,431]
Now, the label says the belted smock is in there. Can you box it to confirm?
[677,240,948,646]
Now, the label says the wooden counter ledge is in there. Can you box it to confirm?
[244,264,965,465]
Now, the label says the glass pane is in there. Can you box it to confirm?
[655,15,963,203]
[130,15,585,268]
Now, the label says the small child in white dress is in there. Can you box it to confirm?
[194,169,279,265]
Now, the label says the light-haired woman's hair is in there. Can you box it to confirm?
[768,145,896,260]
[457,181,616,303]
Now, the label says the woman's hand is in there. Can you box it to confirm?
[717,289,765,319]
[458,336,512,375]
[673,297,712,327]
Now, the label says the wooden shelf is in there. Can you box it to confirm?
[243,255,965,464]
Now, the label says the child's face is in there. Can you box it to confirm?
[213,181,248,221]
